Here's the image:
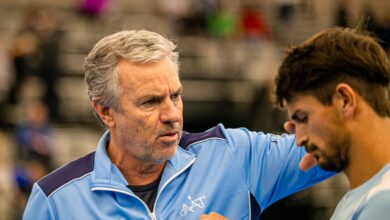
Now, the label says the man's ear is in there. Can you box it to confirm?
[334,83,357,118]
[92,100,115,128]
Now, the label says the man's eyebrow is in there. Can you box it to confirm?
[173,86,183,94]
[139,86,183,100]
[139,95,161,103]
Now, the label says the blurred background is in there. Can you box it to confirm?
[0,0,389,219]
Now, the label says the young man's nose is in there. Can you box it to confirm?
[295,125,309,147]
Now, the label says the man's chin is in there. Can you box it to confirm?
[152,147,177,163]
[318,161,344,172]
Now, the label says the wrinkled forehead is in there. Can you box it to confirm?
[117,58,181,92]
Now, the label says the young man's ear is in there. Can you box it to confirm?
[92,100,115,128]
[334,83,357,118]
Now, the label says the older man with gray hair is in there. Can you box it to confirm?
[23,30,333,219]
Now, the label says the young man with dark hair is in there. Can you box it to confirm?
[274,26,390,219]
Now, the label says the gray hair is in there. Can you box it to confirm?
[84,30,179,111]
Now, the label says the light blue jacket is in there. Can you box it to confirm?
[23,124,334,219]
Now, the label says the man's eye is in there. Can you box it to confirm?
[142,99,155,106]
[296,116,308,123]
[291,112,308,124]
[171,94,181,100]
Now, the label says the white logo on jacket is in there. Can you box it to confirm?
[180,195,207,216]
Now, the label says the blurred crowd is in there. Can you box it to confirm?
[0,5,62,219]
[0,0,389,219]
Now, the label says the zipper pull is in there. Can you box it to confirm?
[150,212,156,220]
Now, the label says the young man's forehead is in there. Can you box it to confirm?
[286,95,321,110]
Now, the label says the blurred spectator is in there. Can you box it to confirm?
[13,159,48,219]
[275,0,296,24]
[335,0,351,27]
[156,0,219,36]
[0,132,16,220]
[153,0,193,34]
[8,28,38,106]
[8,5,63,121]
[0,42,14,128]
[12,101,53,218]
[273,0,297,45]
[206,3,236,39]
[15,101,53,170]
[240,6,271,41]
[354,6,390,54]
[76,0,110,18]
[154,0,192,19]
[250,81,287,134]
[0,165,14,219]
[364,9,390,53]
[379,17,390,53]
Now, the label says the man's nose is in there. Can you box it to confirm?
[160,99,180,123]
[295,125,308,147]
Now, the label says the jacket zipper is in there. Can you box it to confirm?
[92,157,196,220]
[91,187,154,219]
[152,157,196,216]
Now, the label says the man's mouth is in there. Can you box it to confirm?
[308,151,320,162]
[158,131,179,143]
[305,145,320,161]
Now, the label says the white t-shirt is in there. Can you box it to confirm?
[331,163,390,220]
